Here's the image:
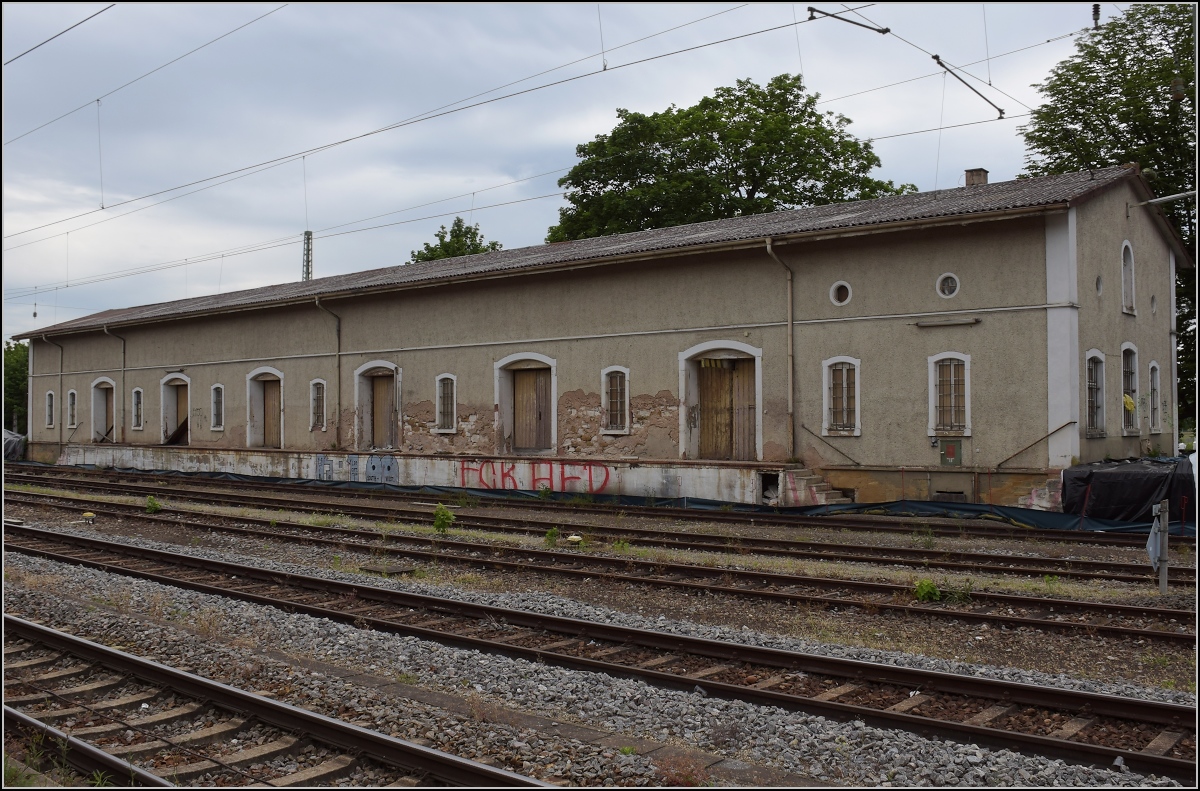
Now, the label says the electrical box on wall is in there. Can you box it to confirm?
[940,439,962,466]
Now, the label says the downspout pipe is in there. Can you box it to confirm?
[103,326,127,443]
[315,297,342,449]
[765,238,796,460]
[42,335,64,448]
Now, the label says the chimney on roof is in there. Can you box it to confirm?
[965,168,989,187]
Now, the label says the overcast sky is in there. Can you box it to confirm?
[2,2,1128,342]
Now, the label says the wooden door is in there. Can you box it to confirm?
[175,384,189,441]
[513,369,538,450]
[698,361,732,460]
[534,368,551,449]
[103,388,114,440]
[372,375,394,448]
[731,359,756,461]
[263,380,281,448]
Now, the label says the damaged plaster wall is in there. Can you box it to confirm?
[558,389,678,460]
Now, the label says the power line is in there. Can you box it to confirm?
[3,4,115,66]
[4,5,867,241]
[4,4,288,145]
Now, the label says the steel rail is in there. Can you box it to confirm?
[12,463,1187,547]
[3,616,549,787]
[4,526,1195,783]
[3,706,172,787]
[8,474,1193,583]
[7,491,1196,644]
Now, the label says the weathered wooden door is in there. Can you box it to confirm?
[698,361,733,460]
[175,384,189,441]
[513,368,551,450]
[731,359,756,461]
[371,375,395,448]
[263,380,281,448]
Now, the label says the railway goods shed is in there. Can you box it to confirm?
[17,165,1188,507]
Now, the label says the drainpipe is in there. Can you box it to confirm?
[315,297,342,449]
[765,238,796,460]
[42,335,64,448]
[103,325,127,443]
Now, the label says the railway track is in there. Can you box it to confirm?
[4,524,1196,783]
[7,491,1197,644]
[3,616,546,787]
[7,471,1195,585]
[10,463,1190,548]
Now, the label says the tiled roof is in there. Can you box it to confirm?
[23,166,1136,338]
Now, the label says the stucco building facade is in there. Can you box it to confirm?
[20,166,1187,508]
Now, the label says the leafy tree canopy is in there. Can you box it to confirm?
[410,217,502,263]
[4,339,29,435]
[546,74,915,242]
[1020,4,1195,433]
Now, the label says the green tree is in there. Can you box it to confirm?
[4,340,29,434]
[409,216,502,263]
[546,73,914,242]
[1020,4,1195,431]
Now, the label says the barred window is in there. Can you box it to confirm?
[212,385,225,430]
[1122,348,1137,431]
[436,376,456,431]
[606,371,626,430]
[828,362,856,431]
[1149,364,1160,431]
[935,359,965,431]
[46,391,55,428]
[67,390,77,428]
[310,381,326,430]
[1086,354,1105,435]
[132,389,143,429]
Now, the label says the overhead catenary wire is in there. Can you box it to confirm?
[3,4,115,66]
[4,4,288,146]
[4,4,871,241]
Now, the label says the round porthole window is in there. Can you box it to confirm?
[936,273,959,298]
[1096,275,1103,295]
[830,281,852,306]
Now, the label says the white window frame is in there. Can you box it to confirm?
[829,281,852,306]
[821,356,861,436]
[600,365,631,435]
[1148,361,1161,434]
[927,352,971,436]
[1121,241,1136,315]
[211,384,225,431]
[45,391,55,428]
[66,389,78,428]
[309,379,327,431]
[935,272,960,299]
[131,387,144,430]
[1085,349,1106,438]
[432,374,457,434]
[1120,342,1139,435]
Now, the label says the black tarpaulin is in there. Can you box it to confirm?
[1061,457,1195,523]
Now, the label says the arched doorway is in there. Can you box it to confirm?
[160,373,191,445]
[494,352,556,455]
[678,341,761,461]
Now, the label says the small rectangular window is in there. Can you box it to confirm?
[212,385,225,430]
[1122,350,1137,431]
[829,362,856,431]
[605,371,626,431]
[437,377,455,430]
[935,359,965,431]
[311,381,325,430]
[46,392,55,428]
[1086,356,1104,435]
[67,391,77,428]
[132,390,143,429]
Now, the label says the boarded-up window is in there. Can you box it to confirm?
[46,391,55,428]
[1149,364,1160,430]
[212,385,224,430]
[935,359,965,431]
[1122,349,1137,431]
[1086,355,1104,435]
[132,389,143,429]
[829,362,856,430]
[697,358,755,461]
[311,381,325,430]
[263,379,281,448]
[67,391,77,427]
[513,368,551,450]
[605,371,626,431]
[437,377,455,431]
